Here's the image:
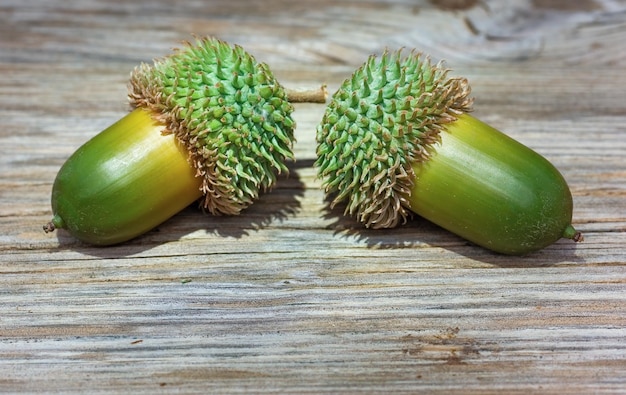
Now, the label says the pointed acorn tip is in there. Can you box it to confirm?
[573,231,584,243]
[563,224,583,243]
[43,214,64,234]
[43,221,55,233]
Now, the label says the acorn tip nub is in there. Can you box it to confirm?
[573,231,584,243]
[563,224,583,243]
[43,214,64,234]
[43,222,55,234]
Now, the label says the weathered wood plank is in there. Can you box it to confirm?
[1,0,625,393]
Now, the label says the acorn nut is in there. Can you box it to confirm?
[315,50,583,255]
[44,37,296,245]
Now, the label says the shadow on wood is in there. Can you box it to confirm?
[321,197,584,267]
[50,165,305,258]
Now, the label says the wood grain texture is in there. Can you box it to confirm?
[1,0,625,393]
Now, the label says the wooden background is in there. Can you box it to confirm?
[1,0,625,393]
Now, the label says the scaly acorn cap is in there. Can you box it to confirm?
[315,50,473,228]
[129,37,296,215]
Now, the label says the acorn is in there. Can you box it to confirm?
[315,50,583,255]
[44,37,296,245]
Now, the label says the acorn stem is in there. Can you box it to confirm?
[286,85,328,103]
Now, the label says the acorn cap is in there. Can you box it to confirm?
[129,37,296,215]
[315,50,473,228]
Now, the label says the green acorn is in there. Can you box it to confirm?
[315,50,583,255]
[44,37,296,245]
